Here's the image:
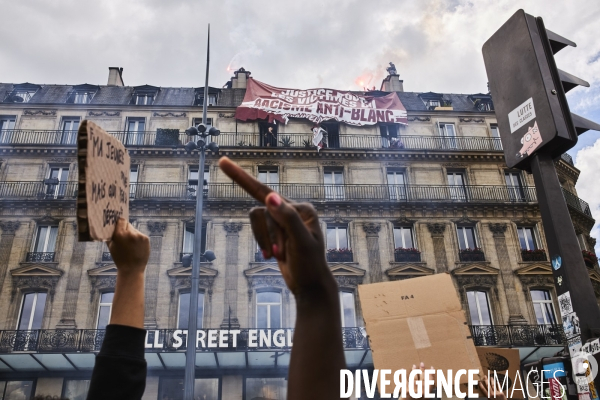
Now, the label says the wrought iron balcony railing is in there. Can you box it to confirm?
[458,251,486,262]
[394,252,422,262]
[521,250,548,262]
[0,325,564,354]
[26,252,55,262]
[562,188,592,217]
[0,181,78,199]
[0,129,503,152]
[326,250,353,262]
[124,183,541,203]
[469,324,565,347]
[0,327,368,353]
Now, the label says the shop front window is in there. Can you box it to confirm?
[160,378,219,400]
[63,379,90,400]
[246,377,287,400]
[0,381,34,400]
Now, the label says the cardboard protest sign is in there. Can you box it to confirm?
[358,273,482,386]
[476,347,524,398]
[77,120,130,241]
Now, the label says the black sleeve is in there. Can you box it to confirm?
[87,324,147,400]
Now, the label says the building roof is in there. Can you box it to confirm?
[0,82,492,113]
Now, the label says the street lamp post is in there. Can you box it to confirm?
[182,24,220,400]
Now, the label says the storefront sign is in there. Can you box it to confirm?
[144,329,294,350]
[235,79,408,126]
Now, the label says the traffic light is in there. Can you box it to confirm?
[482,9,600,170]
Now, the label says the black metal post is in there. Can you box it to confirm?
[530,152,600,388]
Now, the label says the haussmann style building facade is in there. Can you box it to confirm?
[0,66,597,399]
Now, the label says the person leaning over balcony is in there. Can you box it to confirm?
[87,218,150,400]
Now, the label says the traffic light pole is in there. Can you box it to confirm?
[530,152,600,390]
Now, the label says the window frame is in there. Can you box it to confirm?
[96,291,114,330]
[393,225,416,249]
[256,290,283,329]
[456,225,479,250]
[339,290,357,328]
[0,380,35,399]
[17,291,47,331]
[257,166,279,186]
[466,290,493,326]
[32,224,59,253]
[192,117,214,127]
[134,93,155,105]
[517,226,540,251]
[177,290,205,329]
[530,289,558,325]
[326,225,349,250]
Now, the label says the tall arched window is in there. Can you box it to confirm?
[96,292,114,330]
[256,291,282,329]
[17,292,47,330]
[466,290,492,325]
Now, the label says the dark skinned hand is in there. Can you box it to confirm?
[218,156,336,296]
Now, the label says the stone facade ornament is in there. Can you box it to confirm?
[223,222,243,235]
[88,111,120,117]
[427,223,446,236]
[12,275,61,301]
[488,223,507,236]
[146,221,167,236]
[0,221,20,235]
[407,116,431,122]
[23,109,56,116]
[152,112,187,117]
[89,275,117,301]
[362,223,381,236]
[218,113,235,118]
[459,118,485,123]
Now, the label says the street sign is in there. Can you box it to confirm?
[482,9,599,170]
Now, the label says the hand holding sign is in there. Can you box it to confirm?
[77,120,130,241]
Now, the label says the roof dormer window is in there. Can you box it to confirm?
[468,94,494,112]
[131,85,159,106]
[3,83,41,103]
[67,84,99,104]
[418,92,451,110]
[194,87,219,106]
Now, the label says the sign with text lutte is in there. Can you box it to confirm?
[77,120,130,241]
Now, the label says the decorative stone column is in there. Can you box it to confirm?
[57,222,87,328]
[0,221,20,292]
[221,222,242,328]
[362,223,382,283]
[488,223,528,325]
[144,221,166,329]
[427,223,448,273]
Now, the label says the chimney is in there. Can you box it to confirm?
[107,67,124,86]
[231,68,251,89]
[381,74,404,92]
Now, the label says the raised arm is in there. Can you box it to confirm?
[87,218,150,400]
[219,156,346,400]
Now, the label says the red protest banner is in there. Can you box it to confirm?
[235,79,408,126]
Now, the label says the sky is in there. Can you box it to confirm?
[1,0,599,248]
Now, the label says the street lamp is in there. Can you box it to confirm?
[183,24,219,400]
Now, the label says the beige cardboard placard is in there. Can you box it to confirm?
[358,273,482,387]
[477,347,524,398]
[77,120,130,241]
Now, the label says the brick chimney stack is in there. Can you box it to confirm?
[230,68,251,89]
[381,73,404,92]
[107,67,124,86]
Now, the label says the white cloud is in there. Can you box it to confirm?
[575,139,600,253]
